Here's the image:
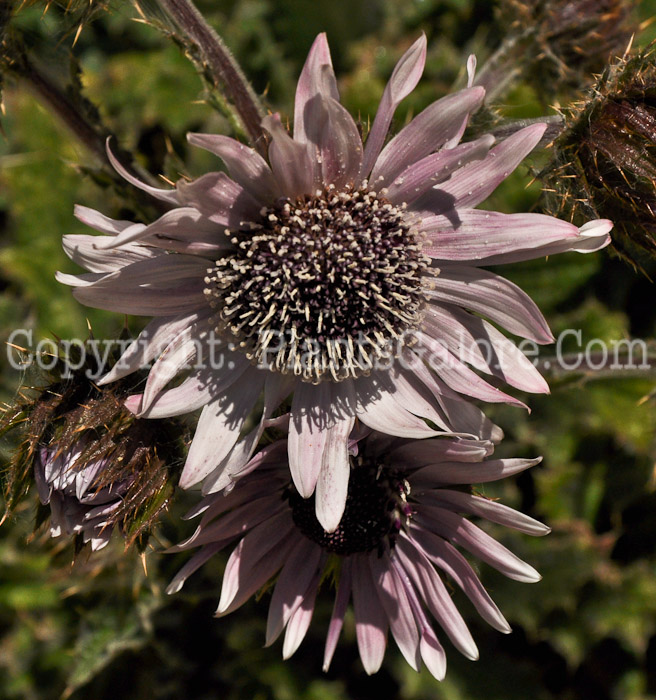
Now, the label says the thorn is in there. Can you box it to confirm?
[5,342,29,353]
[133,1,147,21]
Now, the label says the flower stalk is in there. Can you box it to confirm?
[157,0,268,155]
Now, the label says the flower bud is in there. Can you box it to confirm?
[539,44,656,272]
[496,0,637,99]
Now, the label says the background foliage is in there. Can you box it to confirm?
[1,1,656,698]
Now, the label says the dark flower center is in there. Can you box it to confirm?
[204,185,427,383]
[288,456,411,555]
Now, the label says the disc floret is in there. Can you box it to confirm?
[289,454,412,556]
[204,184,428,383]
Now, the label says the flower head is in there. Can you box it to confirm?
[59,34,612,531]
[167,429,549,678]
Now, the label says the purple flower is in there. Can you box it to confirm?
[34,440,131,551]
[58,34,612,531]
[167,429,549,679]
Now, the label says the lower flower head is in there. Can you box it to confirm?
[168,429,549,678]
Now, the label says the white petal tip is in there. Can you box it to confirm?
[317,514,341,534]
[178,469,201,491]
[522,569,542,583]
[579,219,614,237]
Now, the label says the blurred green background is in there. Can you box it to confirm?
[2,1,656,698]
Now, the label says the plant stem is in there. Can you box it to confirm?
[158,0,267,155]
[537,347,656,382]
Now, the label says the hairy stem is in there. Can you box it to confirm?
[158,0,267,155]
[538,346,656,382]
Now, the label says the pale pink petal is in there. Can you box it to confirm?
[415,508,542,583]
[98,312,202,385]
[361,35,427,178]
[69,254,208,316]
[62,234,156,273]
[179,372,264,488]
[371,86,485,185]
[323,559,353,671]
[314,412,355,532]
[172,495,284,551]
[385,135,494,206]
[442,54,478,150]
[217,511,296,615]
[414,534,511,633]
[424,266,554,343]
[166,543,224,594]
[355,374,442,438]
[73,205,136,235]
[128,362,244,419]
[422,304,549,394]
[288,382,331,498]
[419,628,447,681]
[395,536,478,660]
[369,553,421,671]
[389,438,493,468]
[95,207,228,254]
[266,539,322,645]
[424,490,551,536]
[376,367,454,432]
[474,218,612,265]
[415,331,527,407]
[421,209,581,262]
[262,113,315,198]
[201,374,295,494]
[294,33,339,145]
[417,123,546,211]
[139,323,206,412]
[187,133,278,201]
[399,349,503,440]
[433,392,504,443]
[177,172,261,226]
[282,574,320,659]
[351,556,388,675]
[314,96,363,189]
[412,456,542,487]
[107,139,180,205]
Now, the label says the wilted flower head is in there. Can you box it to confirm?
[540,44,656,272]
[59,33,611,531]
[167,428,549,679]
[1,342,184,551]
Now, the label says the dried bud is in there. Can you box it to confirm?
[496,0,637,99]
[1,340,185,552]
[539,44,656,272]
